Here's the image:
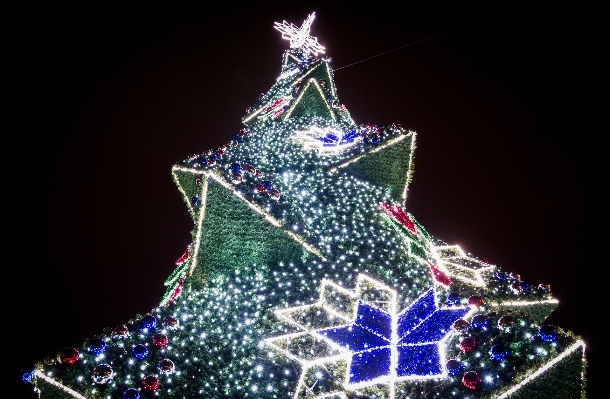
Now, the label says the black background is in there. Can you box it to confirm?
[8,3,600,398]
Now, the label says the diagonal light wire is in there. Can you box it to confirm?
[333,16,488,72]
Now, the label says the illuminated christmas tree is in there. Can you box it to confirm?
[22,12,587,399]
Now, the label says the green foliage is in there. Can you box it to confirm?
[342,131,414,198]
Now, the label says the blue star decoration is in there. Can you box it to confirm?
[265,274,475,397]
[317,287,472,387]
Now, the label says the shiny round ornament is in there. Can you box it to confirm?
[459,337,476,353]
[498,315,514,329]
[194,174,204,185]
[244,165,256,174]
[191,196,199,207]
[261,180,273,190]
[60,348,80,365]
[159,358,175,374]
[490,344,509,361]
[122,388,140,399]
[253,183,265,193]
[141,315,157,331]
[239,128,248,136]
[468,295,483,308]
[230,172,242,184]
[230,163,242,173]
[88,338,107,355]
[510,283,523,294]
[111,324,129,340]
[232,134,244,143]
[20,367,36,383]
[538,282,551,291]
[452,319,469,333]
[207,158,216,166]
[445,359,462,377]
[152,333,168,348]
[509,272,521,281]
[162,315,179,330]
[268,189,280,200]
[132,344,148,360]
[92,364,114,384]
[538,325,558,342]
[496,271,507,281]
[470,314,488,330]
[519,281,530,290]
[142,375,159,392]
[446,292,460,306]
[255,169,263,177]
[216,149,225,156]
[462,371,482,390]
[197,157,208,166]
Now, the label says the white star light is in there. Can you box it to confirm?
[274,12,325,56]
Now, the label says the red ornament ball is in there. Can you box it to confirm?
[462,370,482,390]
[231,172,243,184]
[452,319,469,333]
[110,325,129,340]
[498,315,514,328]
[142,375,159,392]
[92,364,114,384]
[194,174,204,185]
[468,295,483,308]
[60,348,80,365]
[152,333,168,348]
[159,358,175,375]
[162,316,179,330]
[268,189,280,200]
[253,183,265,193]
[459,337,476,353]
[510,283,523,294]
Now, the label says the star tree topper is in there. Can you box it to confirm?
[274,12,325,56]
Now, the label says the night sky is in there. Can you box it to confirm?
[9,3,599,398]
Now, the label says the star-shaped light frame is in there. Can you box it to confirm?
[274,12,325,56]
[264,274,476,398]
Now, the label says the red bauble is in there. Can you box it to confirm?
[92,364,113,384]
[142,375,159,392]
[152,333,169,348]
[268,189,280,201]
[253,184,265,193]
[468,295,483,308]
[162,315,179,330]
[60,348,80,365]
[459,337,476,353]
[159,359,175,375]
[498,315,514,328]
[462,371,482,390]
[110,325,129,340]
[452,319,469,333]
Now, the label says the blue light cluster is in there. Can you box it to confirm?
[318,288,470,384]
[315,127,363,147]
[132,344,148,360]
[88,338,107,355]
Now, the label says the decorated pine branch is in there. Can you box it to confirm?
[21,12,587,399]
